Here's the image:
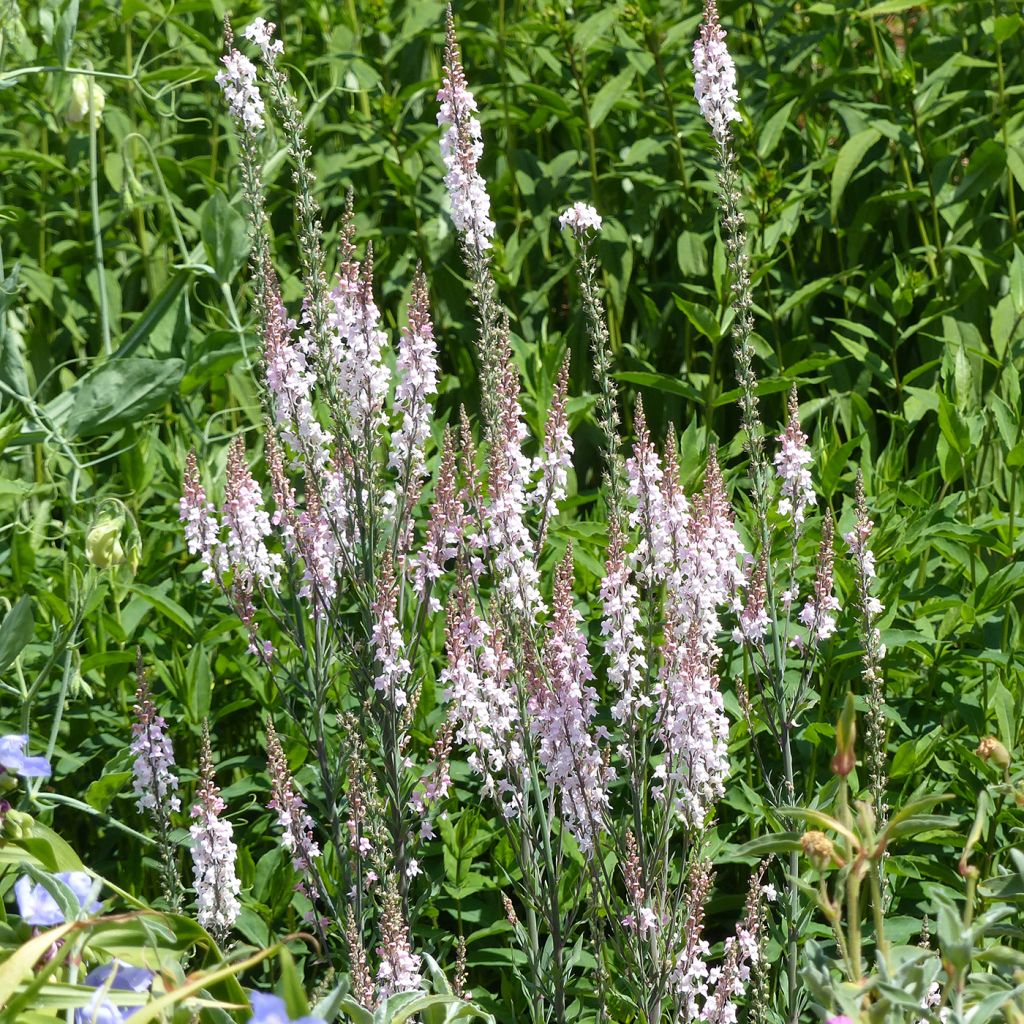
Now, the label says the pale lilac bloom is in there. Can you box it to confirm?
[130,688,180,818]
[264,282,329,470]
[530,553,611,854]
[190,736,241,942]
[441,580,524,812]
[371,572,412,709]
[532,361,573,523]
[75,961,153,1024]
[390,271,438,485]
[266,721,320,876]
[653,631,729,827]
[558,202,602,235]
[376,889,422,1001]
[180,453,223,584]
[215,50,265,132]
[484,361,545,617]
[692,0,741,147]
[0,734,51,778]
[247,992,325,1024]
[601,523,648,726]
[800,513,840,643]
[437,10,495,250]
[14,872,100,926]
[774,390,815,524]
[325,237,391,443]
[223,438,282,590]
[243,18,283,62]
[410,433,462,609]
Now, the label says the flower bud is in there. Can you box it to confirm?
[66,75,106,128]
[976,736,1010,769]
[831,692,857,778]
[801,829,836,871]
[2,807,33,839]
[86,512,126,569]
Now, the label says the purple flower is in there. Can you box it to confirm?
[75,961,153,1024]
[0,734,51,779]
[14,872,100,926]
[248,991,326,1024]
[827,1017,855,1024]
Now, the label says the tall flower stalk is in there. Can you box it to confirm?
[130,649,182,910]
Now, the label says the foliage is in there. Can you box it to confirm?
[0,0,1022,1021]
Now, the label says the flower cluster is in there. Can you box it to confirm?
[130,661,180,819]
[190,729,241,943]
[242,17,283,63]
[390,269,439,488]
[530,551,611,853]
[437,7,494,250]
[375,885,421,1001]
[265,719,320,877]
[774,388,815,525]
[799,512,840,643]
[692,0,741,147]
[216,49,265,132]
[558,202,602,236]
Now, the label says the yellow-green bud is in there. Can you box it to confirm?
[86,512,125,569]
[832,692,857,778]
[66,75,106,129]
[3,808,33,839]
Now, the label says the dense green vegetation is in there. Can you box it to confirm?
[0,0,1022,1021]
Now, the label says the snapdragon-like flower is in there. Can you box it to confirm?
[263,270,329,469]
[14,872,100,926]
[532,358,573,525]
[0,733,51,779]
[216,49,265,132]
[190,728,241,944]
[265,719,320,876]
[485,359,544,617]
[441,574,523,811]
[390,268,439,486]
[774,388,815,525]
[224,437,283,590]
[530,550,611,854]
[180,452,223,583]
[654,628,729,827]
[242,17,283,62]
[558,202,602,236]
[799,512,840,642]
[325,221,391,441]
[375,884,422,1001]
[130,664,180,819]
[371,564,412,709]
[75,962,154,1024]
[692,0,741,148]
[437,7,495,250]
[601,521,648,726]
[247,992,326,1024]
[411,431,463,608]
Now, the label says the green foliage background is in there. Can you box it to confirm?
[1,0,1023,1018]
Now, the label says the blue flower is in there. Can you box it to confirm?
[0,734,52,779]
[14,872,101,926]
[248,992,327,1024]
[75,961,153,1024]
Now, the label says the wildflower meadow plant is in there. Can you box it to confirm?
[164,3,942,1022]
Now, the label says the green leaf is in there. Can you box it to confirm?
[831,128,881,219]
[588,68,635,130]
[62,358,183,438]
[54,0,80,67]
[614,371,703,403]
[200,191,251,284]
[0,596,34,672]
[673,295,721,341]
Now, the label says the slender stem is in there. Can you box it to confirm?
[87,66,112,357]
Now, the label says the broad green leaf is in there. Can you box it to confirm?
[0,595,34,672]
[831,128,881,219]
